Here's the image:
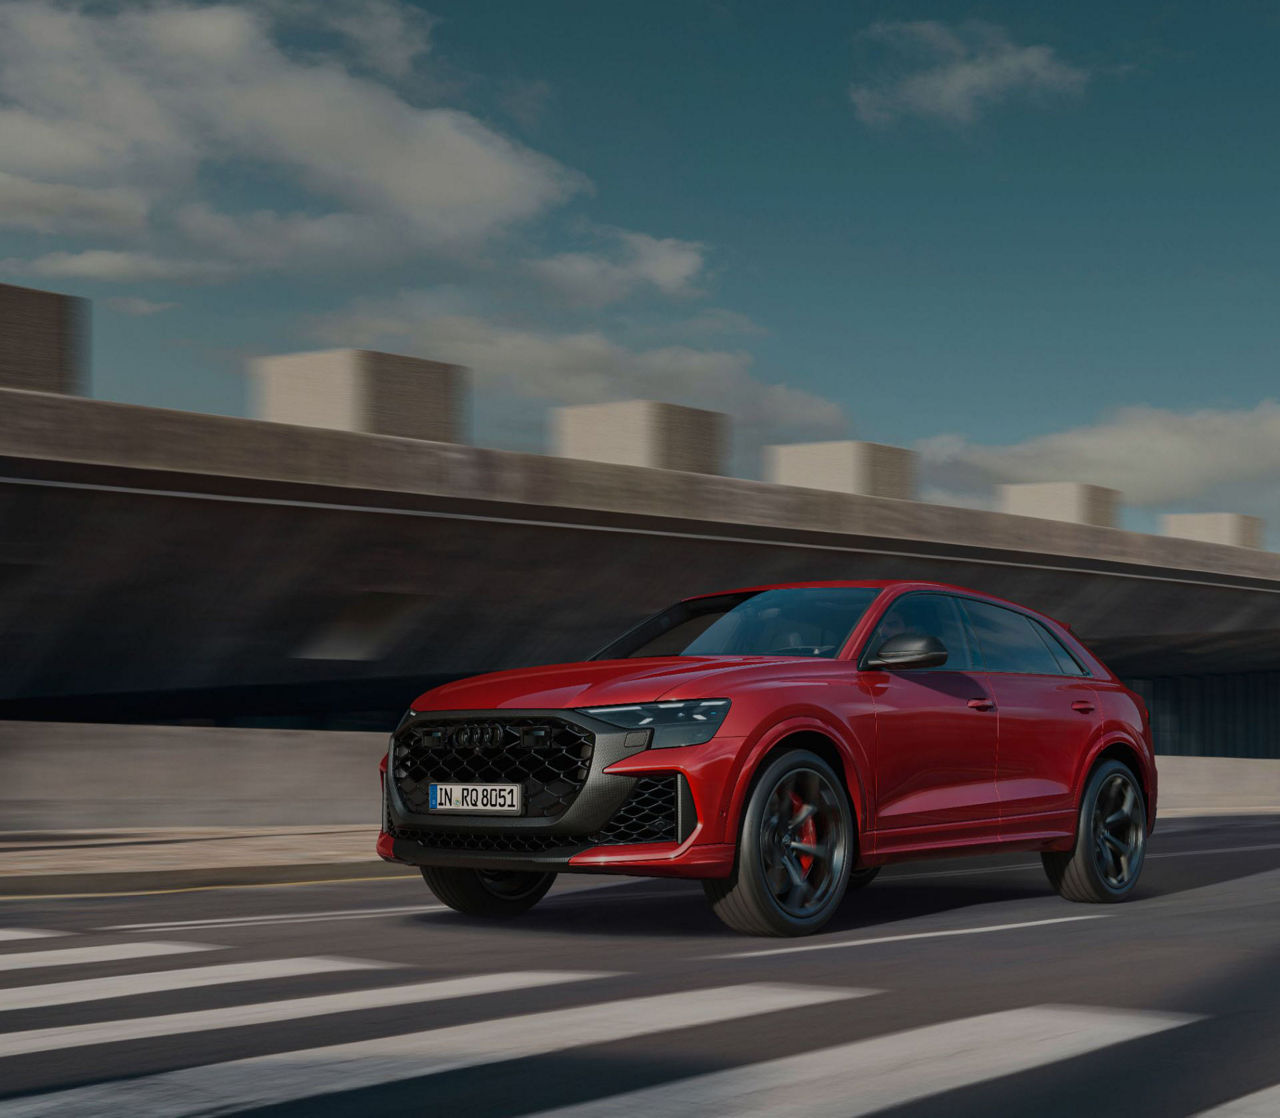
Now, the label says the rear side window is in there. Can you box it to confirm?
[959,600,1063,676]
[1031,620,1089,677]
[865,593,977,671]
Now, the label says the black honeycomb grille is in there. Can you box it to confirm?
[593,775,679,845]
[387,828,585,854]
[393,718,594,818]
[389,775,682,853]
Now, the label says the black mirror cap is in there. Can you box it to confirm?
[866,632,949,670]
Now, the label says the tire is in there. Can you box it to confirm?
[421,866,557,918]
[1043,759,1147,903]
[704,749,855,936]
[847,866,881,891]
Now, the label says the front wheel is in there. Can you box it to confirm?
[704,749,854,936]
[422,866,556,918]
[1043,759,1147,903]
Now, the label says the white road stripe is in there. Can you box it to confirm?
[102,880,651,932]
[0,957,393,1012]
[1195,1085,1280,1116]
[716,914,1107,960]
[0,931,63,943]
[0,941,215,973]
[0,970,609,1059]
[104,905,447,932]
[524,1004,1199,1118]
[0,983,872,1117]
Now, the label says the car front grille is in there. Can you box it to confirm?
[592,775,679,845]
[392,717,595,818]
[389,774,683,853]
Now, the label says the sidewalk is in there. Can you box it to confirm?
[0,826,409,896]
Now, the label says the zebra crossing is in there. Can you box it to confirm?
[0,923,1265,1116]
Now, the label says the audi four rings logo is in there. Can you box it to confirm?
[434,723,506,748]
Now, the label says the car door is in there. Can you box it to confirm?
[860,592,1000,849]
[957,599,1099,837]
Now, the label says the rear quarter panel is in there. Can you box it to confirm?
[1087,682,1159,830]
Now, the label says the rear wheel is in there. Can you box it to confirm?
[704,749,854,936]
[1043,759,1147,903]
[422,866,557,917]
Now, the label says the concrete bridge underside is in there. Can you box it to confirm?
[3,387,1280,756]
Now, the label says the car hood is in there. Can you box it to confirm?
[411,656,835,712]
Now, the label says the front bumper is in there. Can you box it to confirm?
[378,709,735,878]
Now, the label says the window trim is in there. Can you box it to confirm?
[953,596,1093,679]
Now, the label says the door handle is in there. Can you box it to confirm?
[1071,700,1096,714]
[968,697,995,711]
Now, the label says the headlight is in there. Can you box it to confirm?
[579,699,731,749]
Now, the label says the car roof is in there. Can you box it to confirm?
[681,580,1070,630]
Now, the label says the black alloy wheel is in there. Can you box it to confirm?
[705,749,855,936]
[422,866,557,917]
[1043,758,1148,903]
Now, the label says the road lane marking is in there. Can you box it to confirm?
[882,841,1280,883]
[522,1004,1199,1117]
[0,983,873,1117]
[0,931,63,943]
[714,914,1108,960]
[0,957,394,1012]
[104,904,448,932]
[0,941,216,973]
[100,879,655,932]
[0,970,611,1059]
[1194,1084,1280,1115]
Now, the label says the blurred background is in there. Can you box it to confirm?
[1,5,1279,1115]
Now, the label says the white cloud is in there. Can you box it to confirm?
[9,249,233,282]
[850,21,1088,126]
[311,290,849,461]
[528,231,707,307]
[0,171,148,234]
[172,202,395,267]
[104,296,176,316]
[0,0,586,268]
[917,402,1280,509]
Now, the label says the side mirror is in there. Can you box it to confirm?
[866,632,948,670]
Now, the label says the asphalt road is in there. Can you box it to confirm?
[0,814,1277,1117]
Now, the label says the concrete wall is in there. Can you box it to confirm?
[0,722,1273,829]
[0,283,85,395]
[0,721,385,829]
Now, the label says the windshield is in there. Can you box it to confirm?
[594,587,881,659]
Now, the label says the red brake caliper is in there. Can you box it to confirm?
[790,792,816,875]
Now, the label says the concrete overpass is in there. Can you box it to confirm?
[1,281,1279,756]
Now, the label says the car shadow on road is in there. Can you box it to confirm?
[413,873,1055,940]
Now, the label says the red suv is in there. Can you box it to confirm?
[378,581,1156,936]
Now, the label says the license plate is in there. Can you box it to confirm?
[428,783,523,815]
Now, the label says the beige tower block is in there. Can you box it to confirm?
[764,440,916,500]
[0,281,86,394]
[552,400,726,475]
[251,349,464,442]
[999,482,1120,528]
[1162,513,1264,549]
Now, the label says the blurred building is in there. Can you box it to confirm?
[0,283,1278,757]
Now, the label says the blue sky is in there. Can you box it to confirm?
[2,1,1279,532]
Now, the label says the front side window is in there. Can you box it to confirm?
[862,593,977,670]
[959,600,1063,675]
[595,587,881,659]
